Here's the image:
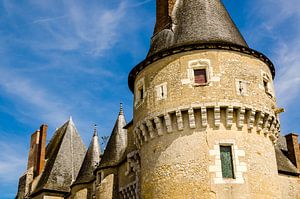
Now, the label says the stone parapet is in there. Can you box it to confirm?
[133,102,280,149]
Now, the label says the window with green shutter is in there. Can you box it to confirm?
[220,146,235,178]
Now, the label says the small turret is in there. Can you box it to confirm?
[73,125,101,185]
[98,103,127,168]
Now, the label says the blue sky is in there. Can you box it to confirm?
[0,0,299,198]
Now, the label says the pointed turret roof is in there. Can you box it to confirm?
[31,118,86,196]
[149,0,248,56]
[128,0,275,92]
[97,103,127,169]
[72,125,101,186]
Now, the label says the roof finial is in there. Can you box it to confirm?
[119,102,124,115]
[93,124,98,137]
[69,116,73,122]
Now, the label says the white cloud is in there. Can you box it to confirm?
[0,67,70,126]
[274,41,300,107]
[0,136,27,183]
[248,0,300,108]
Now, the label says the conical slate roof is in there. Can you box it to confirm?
[129,0,277,92]
[98,104,127,168]
[148,0,248,56]
[73,126,101,185]
[31,118,86,196]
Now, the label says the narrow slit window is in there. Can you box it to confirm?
[160,86,164,98]
[138,87,144,101]
[194,69,207,84]
[220,146,235,178]
[263,79,268,93]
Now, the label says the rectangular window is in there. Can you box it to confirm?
[194,69,207,84]
[263,79,268,93]
[138,86,144,100]
[220,146,235,178]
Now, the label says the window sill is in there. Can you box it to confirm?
[193,82,209,87]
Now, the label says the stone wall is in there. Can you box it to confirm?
[278,174,300,199]
[133,50,281,198]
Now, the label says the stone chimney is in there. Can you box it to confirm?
[285,133,300,169]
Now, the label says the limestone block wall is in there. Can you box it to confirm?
[133,50,277,124]
[70,184,93,199]
[96,173,114,199]
[278,175,300,199]
[32,193,64,199]
[136,110,281,198]
[132,50,281,198]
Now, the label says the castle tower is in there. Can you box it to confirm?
[129,0,280,198]
[70,125,101,198]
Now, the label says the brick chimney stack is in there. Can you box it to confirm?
[36,124,47,175]
[285,133,300,169]
[154,0,172,34]
[27,124,48,177]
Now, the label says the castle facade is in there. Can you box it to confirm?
[16,0,300,198]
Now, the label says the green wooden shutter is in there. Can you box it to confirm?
[220,146,234,178]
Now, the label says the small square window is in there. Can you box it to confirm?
[194,69,207,84]
[220,146,235,179]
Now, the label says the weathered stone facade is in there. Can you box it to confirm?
[16,0,300,198]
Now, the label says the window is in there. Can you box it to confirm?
[235,79,249,96]
[262,73,273,97]
[220,146,235,178]
[135,78,145,107]
[194,69,207,84]
[263,79,268,93]
[155,82,167,100]
[186,59,211,86]
[138,86,144,100]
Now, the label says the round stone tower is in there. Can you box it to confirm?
[129,0,281,198]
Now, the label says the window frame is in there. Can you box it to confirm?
[262,73,273,98]
[155,82,168,101]
[219,145,235,179]
[134,78,145,107]
[188,59,211,86]
[193,68,207,85]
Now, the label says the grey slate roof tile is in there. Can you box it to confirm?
[31,118,86,195]
[275,135,300,176]
[73,127,101,185]
[98,104,127,168]
[148,0,248,56]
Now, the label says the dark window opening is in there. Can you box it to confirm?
[263,80,268,93]
[161,86,164,97]
[138,87,144,100]
[194,69,207,84]
[220,146,235,179]
[239,81,243,94]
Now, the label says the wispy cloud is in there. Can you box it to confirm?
[32,15,67,24]
[0,139,27,183]
[248,0,300,108]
